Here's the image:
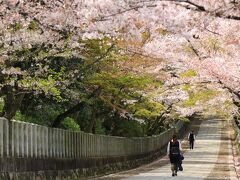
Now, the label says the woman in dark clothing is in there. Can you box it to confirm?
[167,134,182,176]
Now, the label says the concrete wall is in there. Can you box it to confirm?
[0,117,185,179]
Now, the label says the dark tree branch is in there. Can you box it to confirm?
[181,0,206,11]
[217,80,240,107]
[93,3,157,22]
[186,38,202,60]
[204,27,222,36]
[179,1,240,20]
[51,88,101,128]
[224,15,240,20]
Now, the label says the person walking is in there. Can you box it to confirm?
[167,134,182,176]
[188,130,195,149]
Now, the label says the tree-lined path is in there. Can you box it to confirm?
[96,119,238,180]
[1,0,240,179]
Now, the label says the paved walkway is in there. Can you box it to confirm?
[97,119,238,180]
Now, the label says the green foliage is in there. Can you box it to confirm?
[28,20,39,31]
[0,44,4,53]
[183,84,191,91]
[224,100,234,106]
[73,104,145,136]
[156,28,171,35]
[0,98,4,112]
[141,31,151,43]
[109,119,145,137]
[135,109,156,119]
[61,117,80,131]
[184,90,219,107]
[184,98,196,107]
[180,70,197,78]
[182,43,195,54]
[19,76,62,101]
[9,23,23,32]
[12,48,31,61]
[177,117,190,122]
[93,73,161,120]
[120,121,144,137]
[130,100,165,119]
[1,32,185,137]
[14,111,42,125]
[79,38,113,59]
[94,119,106,135]
[88,72,159,94]
[206,37,224,52]
[37,50,50,59]
[87,71,164,122]
[75,105,92,132]
[15,110,80,131]
[15,103,61,126]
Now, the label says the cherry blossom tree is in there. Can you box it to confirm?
[0,0,239,129]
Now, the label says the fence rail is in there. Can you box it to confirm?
[0,117,177,159]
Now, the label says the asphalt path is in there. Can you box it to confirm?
[97,119,238,180]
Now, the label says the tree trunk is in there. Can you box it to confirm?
[0,87,25,120]
[218,80,240,110]
[87,104,96,133]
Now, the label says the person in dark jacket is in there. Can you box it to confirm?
[167,134,182,176]
[188,130,196,149]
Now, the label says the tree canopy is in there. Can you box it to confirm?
[0,0,239,136]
